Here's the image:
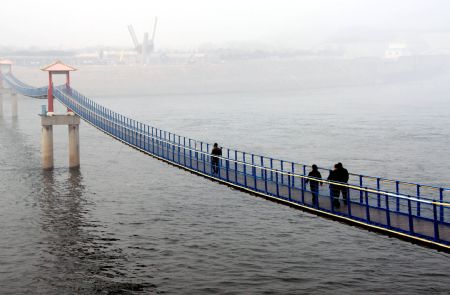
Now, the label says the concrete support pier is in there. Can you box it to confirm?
[0,94,3,117]
[41,125,54,170]
[68,123,80,168]
[41,114,80,170]
[11,93,17,118]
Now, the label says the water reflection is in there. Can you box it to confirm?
[36,169,152,294]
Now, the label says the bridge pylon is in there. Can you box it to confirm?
[40,61,80,170]
[0,59,17,118]
[0,59,13,85]
[0,92,3,117]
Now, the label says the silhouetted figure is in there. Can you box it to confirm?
[211,143,222,174]
[305,164,322,206]
[335,162,349,203]
[327,162,350,208]
[327,164,340,208]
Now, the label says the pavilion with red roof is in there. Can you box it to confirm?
[41,60,77,113]
[0,59,13,74]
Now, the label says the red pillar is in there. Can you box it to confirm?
[48,72,54,113]
[66,72,72,112]
[66,72,70,87]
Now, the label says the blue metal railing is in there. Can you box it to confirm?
[1,73,48,98]
[4,72,450,248]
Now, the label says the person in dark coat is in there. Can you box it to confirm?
[334,162,349,203]
[211,143,222,174]
[305,164,322,205]
[327,164,340,208]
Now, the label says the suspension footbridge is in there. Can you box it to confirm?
[1,60,449,252]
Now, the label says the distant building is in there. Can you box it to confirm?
[384,43,410,60]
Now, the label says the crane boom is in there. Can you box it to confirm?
[127,25,140,49]
[151,17,158,43]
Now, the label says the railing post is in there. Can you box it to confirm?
[142,124,148,151]
[330,186,335,213]
[151,127,155,154]
[206,143,210,174]
[226,158,230,182]
[234,150,238,184]
[365,189,370,222]
[359,175,363,204]
[301,165,306,203]
[200,142,203,162]
[260,156,264,180]
[178,138,181,164]
[291,163,295,188]
[377,178,381,208]
[275,171,280,197]
[396,181,400,212]
[347,188,352,217]
[385,195,391,228]
[183,137,186,164]
[139,123,142,149]
[280,160,284,184]
[252,154,257,190]
[243,152,247,188]
[172,143,175,162]
[146,126,150,151]
[202,143,206,173]
[416,185,421,217]
[287,171,292,201]
[126,118,132,143]
[433,203,440,242]
[264,169,268,194]
[188,139,192,168]
[162,131,166,158]
[195,141,199,169]
[270,158,273,181]
[440,188,444,222]
[407,199,414,234]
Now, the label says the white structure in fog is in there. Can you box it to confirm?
[384,43,409,59]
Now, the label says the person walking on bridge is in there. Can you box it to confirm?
[211,143,222,174]
[327,164,340,208]
[305,164,322,206]
[327,162,349,208]
[335,162,349,204]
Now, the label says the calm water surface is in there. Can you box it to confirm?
[1,67,449,294]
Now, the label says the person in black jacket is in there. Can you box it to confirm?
[327,162,350,208]
[327,164,340,207]
[334,162,349,203]
[211,143,222,174]
[305,164,322,205]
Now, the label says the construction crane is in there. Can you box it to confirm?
[127,17,158,64]
[127,25,141,53]
[149,17,158,53]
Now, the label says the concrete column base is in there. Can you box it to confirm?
[11,93,17,118]
[41,114,81,170]
[68,124,80,168]
[41,125,54,170]
[0,94,3,117]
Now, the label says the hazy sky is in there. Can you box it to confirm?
[1,0,449,50]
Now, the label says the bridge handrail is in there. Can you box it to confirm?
[4,72,448,201]
[59,86,449,199]
[53,87,450,207]
[2,73,48,97]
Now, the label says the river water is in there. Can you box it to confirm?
[1,62,449,294]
